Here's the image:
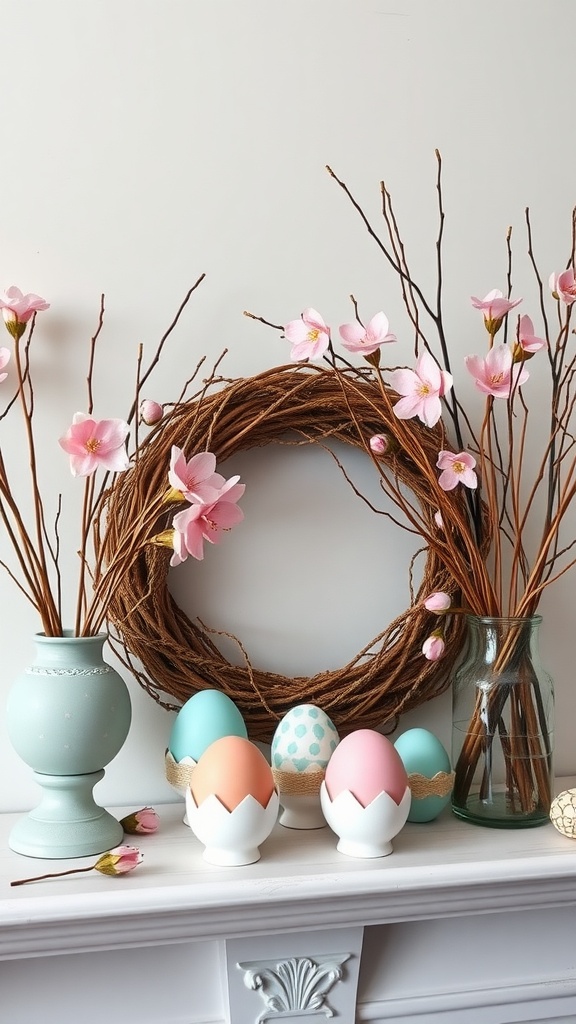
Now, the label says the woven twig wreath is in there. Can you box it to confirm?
[104,362,467,742]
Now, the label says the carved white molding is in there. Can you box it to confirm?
[237,953,350,1021]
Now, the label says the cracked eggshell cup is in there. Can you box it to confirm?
[185,789,279,865]
[320,783,411,857]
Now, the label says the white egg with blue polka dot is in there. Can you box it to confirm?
[271,704,339,773]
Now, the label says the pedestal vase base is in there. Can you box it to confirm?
[8,769,123,859]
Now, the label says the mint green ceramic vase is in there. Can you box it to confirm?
[6,632,132,859]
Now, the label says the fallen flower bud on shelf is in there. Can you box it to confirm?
[120,806,160,835]
[10,845,143,887]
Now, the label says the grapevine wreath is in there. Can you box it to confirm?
[103,361,469,742]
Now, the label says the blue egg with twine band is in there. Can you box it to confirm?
[169,689,248,763]
[393,728,454,823]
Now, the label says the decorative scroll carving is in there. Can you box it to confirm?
[237,953,350,1021]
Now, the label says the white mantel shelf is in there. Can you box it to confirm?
[2,782,576,963]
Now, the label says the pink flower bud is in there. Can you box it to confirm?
[140,399,163,425]
[433,510,444,530]
[2,309,25,340]
[550,269,576,304]
[0,286,49,338]
[120,806,160,835]
[423,591,451,612]
[422,633,445,661]
[94,845,143,876]
[470,289,522,336]
[10,844,143,886]
[369,433,389,455]
[516,314,545,356]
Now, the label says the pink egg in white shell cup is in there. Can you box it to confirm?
[320,729,411,858]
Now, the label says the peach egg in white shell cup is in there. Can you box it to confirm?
[320,782,412,858]
[185,788,279,866]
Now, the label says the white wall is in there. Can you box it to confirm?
[1,0,575,813]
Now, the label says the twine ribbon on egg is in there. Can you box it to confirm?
[164,750,196,791]
[271,767,326,796]
[407,771,455,800]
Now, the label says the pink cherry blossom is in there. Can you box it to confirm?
[213,474,246,505]
[436,450,478,491]
[423,591,451,612]
[0,347,9,383]
[549,269,576,305]
[59,412,130,477]
[0,286,50,328]
[369,433,389,455]
[422,633,445,661]
[120,806,160,835]
[338,311,397,356]
[94,845,143,876]
[284,308,330,361]
[140,399,163,425]
[471,289,522,333]
[465,345,529,399]
[168,446,224,503]
[388,350,453,428]
[171,493,244,564]
[517,315,546,354]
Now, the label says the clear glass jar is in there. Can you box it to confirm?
[451,615,554,828]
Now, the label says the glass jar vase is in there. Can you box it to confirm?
[451,615,554,828]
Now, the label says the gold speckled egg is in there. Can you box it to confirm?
[550,788,576,838]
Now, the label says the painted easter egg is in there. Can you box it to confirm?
[394,728,453,822]
[550,788,576,839]
[168,689,247,763]
[190,735,276,813]
[271,704,339,774]
[324,729,408,807]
